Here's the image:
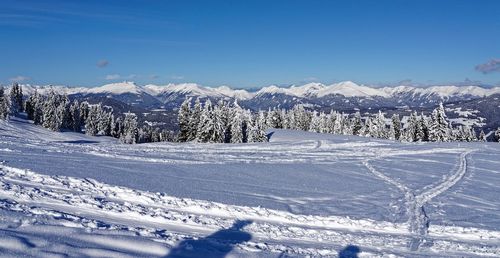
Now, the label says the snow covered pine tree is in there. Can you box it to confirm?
[0,86,10,120]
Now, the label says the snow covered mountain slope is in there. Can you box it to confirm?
[85,81,145,95]
[14,81,500,106]
[317,81,389,98]
[1,118,500,257]
[11,82,500,130]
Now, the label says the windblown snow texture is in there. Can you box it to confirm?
[1,118,500,257]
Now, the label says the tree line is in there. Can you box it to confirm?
[179,97,500,143]
[177,98,268,143]
[0,84,175,144]
[264,103,499,142]
[2,83,500,143]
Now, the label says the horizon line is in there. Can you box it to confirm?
[2,80,500,90]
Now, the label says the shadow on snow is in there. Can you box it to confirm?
[338,245,361,258]
[165,220,253,258]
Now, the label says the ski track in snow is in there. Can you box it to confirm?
[363,149,479,252]
[2,121,500,256]
[1,161,499,257]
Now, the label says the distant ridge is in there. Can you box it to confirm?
[12,81,500,100]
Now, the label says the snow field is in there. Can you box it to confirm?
[1,119,500,256]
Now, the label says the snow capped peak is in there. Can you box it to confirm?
[144,83,212,96]
[213,85,252,99]
[256,85,290,95]
[143,83,254,100]
[423,85,492,97]
[253,81,390,98]
[167,83,206,92]
[87,81,143,95]
[380,85,500,98]
[318,81,389,98]
[288,83,326,96]
[13,81,500,106]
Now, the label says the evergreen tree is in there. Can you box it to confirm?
[452,126,464,141]
[187,98,202,141]
[57,94,71,130]
[85,104,101,136]
[79,101,90,123]
[138,126,152,143]
[309,111,321,132]
[0,87,9,120]
[267,108,283,128]
[16,84,23,112]
[230,107,244,143]
[456,125,475,142]
[177,97,192,142]
[292,105,310,131]
[33,93,43,125]
[121,112,138,144]
[98,108,113,136]
[112,116,123,138]
[429,103,451,142]
[362,117,372,137]
[248,111,268,142]
[319,112,329,133]
[9,83,23,115]
[42,89,61,131]
[405,112,418,142]
[342,113,353,135]
[469,127,478,142]
[415,115,425,142]
[479,130,486,142]
[210,101,226,143]
[373,111,387,139]
[25,92,36,121]
[333,112,344,135]
[196,99,213,143]
[351,112,363,136]
[418,114,430,141]
[326,110,336,134]
[390,114,401,140]
[69,100,82,132]
[216,100,231,143]
[151,127,161,142]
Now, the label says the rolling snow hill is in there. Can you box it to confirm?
[1,118,500,257]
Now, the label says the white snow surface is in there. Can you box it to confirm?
[1,118,500,257]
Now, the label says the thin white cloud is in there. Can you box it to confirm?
[105,74,138,80]
[303,77,318,82]
[9,75,30,82]
[105,74,121,80]
[170,75,184,80]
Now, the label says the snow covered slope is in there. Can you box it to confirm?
[11,82,500,130]
[1,118,500,257]
[15,81,500,101]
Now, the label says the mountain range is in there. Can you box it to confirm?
[9,81,500,132]
[15,81,500,107]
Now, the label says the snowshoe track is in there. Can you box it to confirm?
[363,150,476,252]
[1,162,499,257]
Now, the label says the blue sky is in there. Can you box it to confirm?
[1,0,499,88]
